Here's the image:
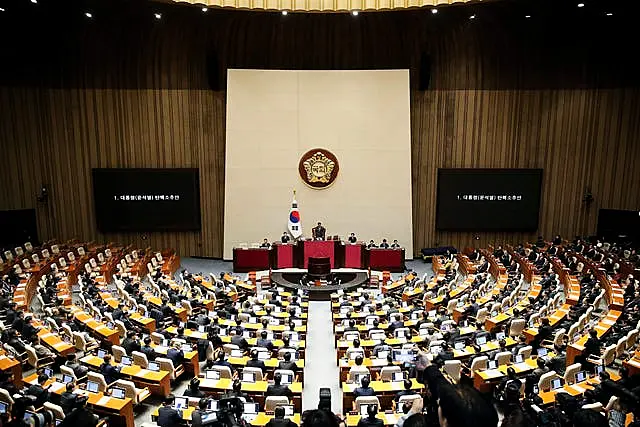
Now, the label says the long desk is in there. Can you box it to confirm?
[0,353,23,388]
[23,373,134,427]
[80,355,172,397]
[71,307,120,345]
[198,378,303,412]
[151,406,302,426]
[342,378,423,410]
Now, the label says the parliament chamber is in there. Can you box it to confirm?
[2,0,640,426]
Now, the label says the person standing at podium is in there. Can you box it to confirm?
[348,233,357,244]
[281,232,291,243]
[312,222,326,240]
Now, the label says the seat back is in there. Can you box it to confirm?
[495,351,512,366]
[60,365,77,381]
[564,363,582,384]
[23,345,39,368]
[132,351,149,368]
[112,345,127,363]
[114,379,137,401]
[243,367,264,382]
[88,372,108,392]
[538,370,557,392]
[517,345,533,359]
[616,337,627,358]
[627,329,639,349]
[354,396,380,408]
[156,357,177,379]
[151,332,164,345]
[444,360,462,383]
[553,328,566,347]
[378,366,400,382]
[212,365,233,379]
[603,344,616,366]
[398,394,421,405]
[264,396,290,411]
[43,402,65,419]
[509,319,526,337]
[344,332,360,342]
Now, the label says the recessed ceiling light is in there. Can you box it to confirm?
[0,7,5,12]
[351,10,359,16]
[282,10,288,15]
[84,12,92,18]
[30,0,37,3]
[606,12,613,16]
[577,3,585,7]
[202,7,208,12]
[469,14,476,20]
[154,13,162,19]
[525,15,531,18]
[431,8,438,14]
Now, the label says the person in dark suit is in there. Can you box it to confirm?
[367,240,378,249]
[260,239,271,248]
[265,406,298,427]
[312,222,326,240]
[278,351,298,373]
[246,349,266,374]
[191,397,211,427]
[390,240,401,249]
[266,373,293,399]
[121,331,141,355]
[22,316,39,342]
[59,395,99,427]
[533,318,553,350]
[112,304,124,321]
[213,351,235,373]
[256,330,274,351]
[231,326,250,351]
[157,395,185,427]
[394,379,414,403]
[167,342,185,368]
[379,239,390,249]
[60,382,79,414]
[65,354,89,379]
[100,354,121,384]
[184,377,207,398]
[281,232,291,244]
[356,404,384,427]
[348,233,358,244]
[222,380,249,401]
[580,329,602,369]
[27,373,51,407]
[141,337,157,362]
[354,375,375,398]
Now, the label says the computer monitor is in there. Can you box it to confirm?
[231,349,244,358]
[359,404,376,417]
[377,350,389,360]
[536,348,548,357]
[121,356,132,366]
[201,412,217,423]
[0,402,7,414]
[353,373,367,386]
[288,332,298,341]
[242,371,256,383]
[281,404,294,417]
[454,342,465,350]
[269,318,280,326]
[243,331,252,338]
[106,322,115,330]
[218,328,227,336]
[208,400,219,411]
[488,360,498,370]
[532,385,539,394]
[575,371,587,383]
[392,349,415,364]
[258,351,270,361]
[491,311,498,317]
[43,367,54,378]
[392,372,404,382]
[428,310,437,318]
[292,319,303,327]
[86,381,100,393]
[174,396,188,409]
[23,411,35,421]
[111,387,126,399]
[206,370,221,380]
[476,336,487,346]
[55,419,63,426]
[62,374,74,384]
[495,332,506,341]
[249,317,257,324]
[514,354,524,364]
[97,349,107,359]
[551,378,562,390]
[411,311,420,320]
[595,365,604,376]
[148,362,160,372]
[243,402,259,415]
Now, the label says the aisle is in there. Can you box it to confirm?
[302,301,342,414]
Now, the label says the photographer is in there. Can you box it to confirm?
[265,406,298,427]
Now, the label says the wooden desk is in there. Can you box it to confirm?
[198,378,303,412]
[345,413,401,426]
[23,373,134,427]
[342,379,423,410]
[80,355,171,397]
[151,406,302,426]
[150,344,200,377]
[0,354,23,388]
[37,327,75,357]
[129,312,156,332]
[567,310,622,365]
[72,307,120,345]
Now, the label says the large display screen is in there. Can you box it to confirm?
[92,168,201,232]
[436,169,543,231]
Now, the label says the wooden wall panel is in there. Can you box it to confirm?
[0,2,639,257]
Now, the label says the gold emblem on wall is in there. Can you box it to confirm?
[298,148,339,189]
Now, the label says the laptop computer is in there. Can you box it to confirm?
[536,348,548,357]
[281,404,294,418]
[269,318,280,326]
[491,311,498,317]
[43,367,54,378]
[430,346,442,355]
[162,339,170,347]
[454,342,465,350]
[495,332,506,341]
[201,412,217,423]
[594,365,604,376]
[476,336,487,346]
[182,344,193,353]
[353,373,368,385]
[575,371,587,383]
[258,351,270,361]
[231,349,244,358]
[392,372,404,382]
[86,381,100,393]
[514,354,524,364]
[62,374,74,384]
[0,402,8,414]
[280,373,293,385]
[97,349,107,359]
[242,371,256,383]
[488,360,498,370]
[550,378,563,390]
[206,370,221,380]
[359,403,377,417]
[121,356,132,366]
[111,387,126,399]
[106,321,115,330]
[393,349,415,363]
[198,325,209,333]
[218,328,227,336]
[23,411,35,421]
[174,396,188,409]
[243,331,252,338]
[208,399,219,411]
[377,350,389,360]
[292,319,303,327]
[148,362,160,372]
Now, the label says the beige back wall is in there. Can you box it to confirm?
[223,70,413,259]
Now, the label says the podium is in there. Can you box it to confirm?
[302,240,336,268]
[273,243,294,269]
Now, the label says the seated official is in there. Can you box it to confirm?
[27,373,51,407]
[348,233,358,244]
[260,239,271,248]
[390,240,401,249]
[157,395,186,427]
[346,339,365,359]
[357,404,384,427]
[257,330,275,351]
[214,351,236,373]
[246,349,267,374]
[266,373,293,399]
[65,354,89,379]
[266,406,299,427]
[281,232,291,244]
[167,341,185,367]
[394,379,414,404]
[278,351,298,373]
[59,395,98,427]
[354,376,375,399]
[312,222,326,240]
[367,240,378,249]
[379,239,390,249]
[184,377,207,398]
[60,382,79,415]
[100,354,121,384]
[223,380,249,402]
[191,397,212,427]
[122,331,141,355]
[231,326,250,350]
[141,337,157,361]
